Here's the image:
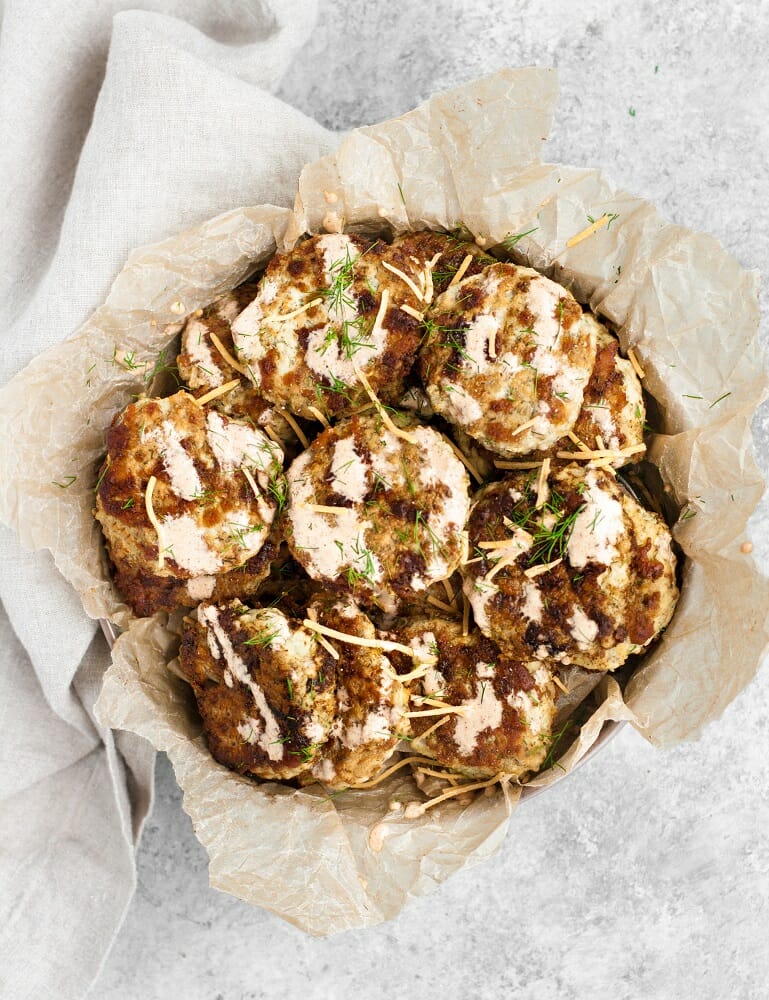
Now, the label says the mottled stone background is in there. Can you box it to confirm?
[94,2,769,998]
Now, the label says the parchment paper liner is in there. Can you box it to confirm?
[1,68,767,934]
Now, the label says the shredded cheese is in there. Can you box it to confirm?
[302,619,421,659]
[441,577,456,604]
[553,674,570,695]
[274,407,310,449]
[627,347,646,379]
[417,772,505,813]
[555,443,646,461]
[303,503,349,515]
[445,438,484,484]
[406,705,468,718]
[307,405,330,428]
[462,594,470,636]
[511,416,540,437]
[381,261,424,302]
[448,253,473,288]
[535,457,551,510]
[348,755,437,789]
[493,459,543,470]
[352,362,418,445]
[565,213,614,248]
[400,303,424,322]
[416,766,461,785]
[194,379,240,407]
[414,715,451,743]
[523,558,563,578]
[144,475,165,569]
[568,430,591,453]
[263,425,284,448]
[423,252,442,305]
[209,331,250,377]
[426,594,459,615]
[241,466,261,499]
[273,296,323,322]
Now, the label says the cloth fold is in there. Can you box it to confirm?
[0,3,336,997]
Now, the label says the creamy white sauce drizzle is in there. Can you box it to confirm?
[158,514,221,574]
[198,605,283,761]
[329,437,369,502]
[453,680,503,756]
[569,607,600,647]
[146,421,202,500]
[567,470,625,568]
[182,320,223,387]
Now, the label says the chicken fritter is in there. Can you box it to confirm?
[95,390,285,616]
[284,410,470,613]
[389,618,557,779]
[462,465,678,672]
[231,234,424,421]
[419,262,597,457]
[179,599,337,781]
[305,597,410,789]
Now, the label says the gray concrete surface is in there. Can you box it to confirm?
[92,2,769,998]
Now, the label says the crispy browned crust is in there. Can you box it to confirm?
[179,599,338,781]
[462,466,678,671]
[390,619,556,778]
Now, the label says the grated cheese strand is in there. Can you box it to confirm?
[194,379,240,406]
[406,705,468,718]
[263,424,283,448]
[553,674,570,695]
[524,558,563,579]
[448,253,474,288]
[352,362,418,444]
[462,594,470,636]
[565,214,614,248]
[307,405,330,428]
[445,438,484,484]
[493,459,543,470]
[273,297,323,322]
[535,457,551,510]
[348,755,437,789]
[416,766,461,785]
[241,466,261,499]
[418,772,505,812]
[511,416,540,437]
[302,619,420,658]
[413,715,451,743]
[555,443,646,461]
[382,261,424,302]
[209,331,250,377]
[274,407,310,449]
[423,251,442,305]
[144,476,165,569]
[400,303,424,322]
[441,577,456,604]
[426,594,459,616]
[568,430,591,453]
[627,347,646,379]
[304,503,349,515]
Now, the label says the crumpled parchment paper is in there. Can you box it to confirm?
[1,67,767,934]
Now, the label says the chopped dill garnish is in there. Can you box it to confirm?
[503,227,538,251]
[52,475,77,489]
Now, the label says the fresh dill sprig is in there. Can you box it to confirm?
[502,227,538,252]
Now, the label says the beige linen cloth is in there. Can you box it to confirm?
[0,4,334,997]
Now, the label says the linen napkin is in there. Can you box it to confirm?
[0,3,335,997]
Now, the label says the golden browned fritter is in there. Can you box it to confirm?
[231,234,424,421]
[462,465,678,672]
[304,597,410,789]
[390,619,557,779]
[95,390,285,617]
[284,410,470,613]
[179,599,337,780]
[419,263,597,457]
